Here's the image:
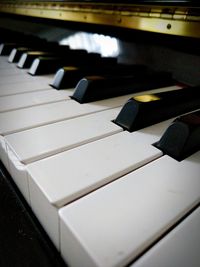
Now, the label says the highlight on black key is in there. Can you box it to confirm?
[72,71,174,103]
[114,85,200,132]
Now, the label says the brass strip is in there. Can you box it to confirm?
[0,2,199,38]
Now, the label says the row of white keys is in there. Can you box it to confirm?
[0,79,53,97]
[5,107,122,163]
[0,51,54,83]
[0,94,134,135]
[0,89,74,112]
[0,72,71,110]
[0,93,134,200]
[2,107,122,207]
[0,56,12,66]
[0,67,33,83]
[0,72,54,86]
[3,107,123,221]
[0,54,74,109]
[0,85,181,246]
[24,119,171,249]
[0,65,27,76]
[132,207,200,267]
[59,152,200,267]
[0,84,180,166]
[0,93,136,202]
[0,56,190,262]
[0,84,182,134]
[0,56,54,96]
[0,65,21,73]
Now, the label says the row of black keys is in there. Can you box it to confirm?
[0,30,200,161]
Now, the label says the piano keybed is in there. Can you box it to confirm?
[0,30,200,267]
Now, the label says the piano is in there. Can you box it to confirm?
[0,1,200,266]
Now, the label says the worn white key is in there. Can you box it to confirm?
[131,207,200,267]
[59,152,200,267]
[0,94,133,135]
[26,120,169,248]
[5,107,122,163]
[0,89,73,112]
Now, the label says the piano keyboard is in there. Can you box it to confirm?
[0,36,199,267]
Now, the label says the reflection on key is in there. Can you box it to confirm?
[72,71,175,103]
[114,85,200,132]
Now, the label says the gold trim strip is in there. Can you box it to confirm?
[0,2,200,38]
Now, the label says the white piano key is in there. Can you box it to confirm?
[0,80,52,97]
[26,120,169,248]
[0,73,54,85]
[0,85,182,134]
[5,107,122,163]
[27,125,165,207]
[0,89,73,112]
[0,94,134,135]
[0,56,11,65]
[131,207,200,267]
[0,55,8,61]
[0,67,27,76]
[59,152,200,267]
[0,62,19,69]
[0,73,39,84]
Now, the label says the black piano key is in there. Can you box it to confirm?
[18,48,90,69]
[28,49,88,75]
[0,43,22,56]
[28,57,62,75]
[8,47,31,63]
[114,85,200,132]
[0,36,47,56]
[16,42,69,68]
[72,71,174,103]
[85,55,117,67]
[8,39,50,63]
[79,52,102,65]
[17,51,55,69]
[153,110,200,161]
[51,64,147,89]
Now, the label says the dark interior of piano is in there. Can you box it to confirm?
[0,1,200,267]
